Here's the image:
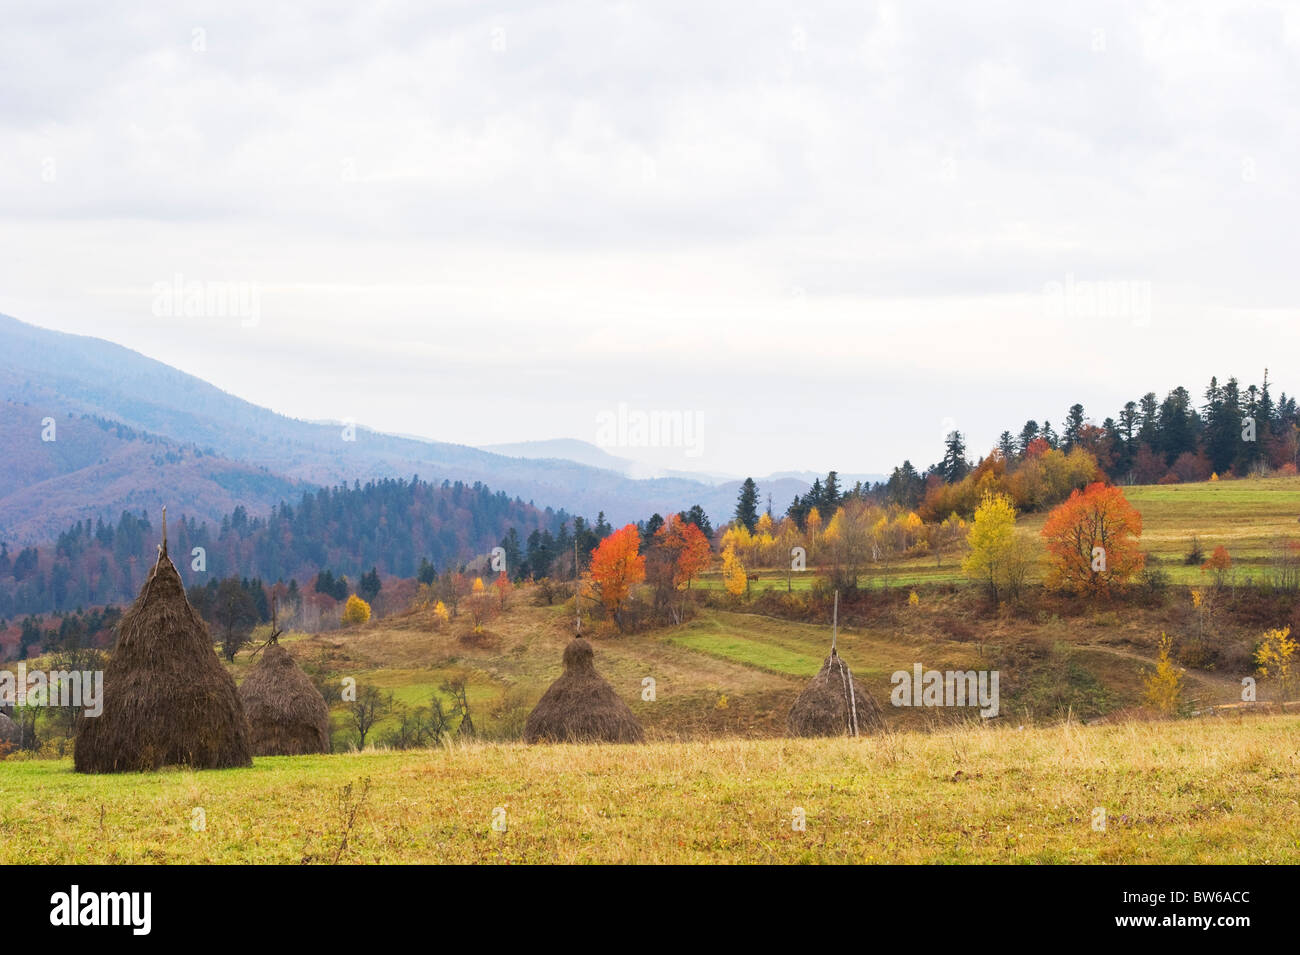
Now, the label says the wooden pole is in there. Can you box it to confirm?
[832,589,839,654]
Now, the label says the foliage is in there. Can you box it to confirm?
[588,524,645,629]
[342,594,371,625]
[1143,632,1184,714]
[1041,482,1145,597]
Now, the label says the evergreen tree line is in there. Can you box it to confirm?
[0,477,572,618]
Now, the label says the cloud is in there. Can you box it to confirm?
[1,0,1297,476]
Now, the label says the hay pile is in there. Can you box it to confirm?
[524,637,644,744]
[787,650,883,737]
[74,544,252,773]
[239,644,331,756]
[0,711,18,746]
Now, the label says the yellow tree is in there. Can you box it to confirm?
[754,511,777,566]
[805,507,823,563]
[343,594,371,625]
[722,545,748,597]
[1144,632,1184,714]
[1255,626,1297,701]
[961,491,1031,605]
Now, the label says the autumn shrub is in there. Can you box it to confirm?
[342,594,371,625]
[1143,633,1185,715]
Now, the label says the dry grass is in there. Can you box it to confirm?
[2,713,1296,863]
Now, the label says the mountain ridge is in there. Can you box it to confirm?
[0,314,818,542]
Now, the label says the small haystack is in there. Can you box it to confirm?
[74,512,252,773]
[239,644,330,756]
[0,711,19,746]
[787,591,883,737]
[524,637,644,744]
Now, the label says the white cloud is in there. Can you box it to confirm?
[1,0,1297,477]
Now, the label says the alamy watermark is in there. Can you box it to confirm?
[152,272,261,327]
[0,664,104,717]
[595,403,704,458]
[1043,274,1151,327]
[890,664,999,718]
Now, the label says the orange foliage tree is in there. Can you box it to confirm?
[1041,482,1145,596]
[1201,545,1231,588]
[655,514,713,588]
[589,524,646,630]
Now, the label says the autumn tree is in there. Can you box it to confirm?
[1255,626,1297,702]
[1201,545,1231,589]
[342,594,372,625]
[656,514,713,589]
[1041,482,1145,597]
[721,545,748,597]
[961,491,1033,605]
[1144,632,1184,714]
[467,576,494,632]
[588,524,646,631]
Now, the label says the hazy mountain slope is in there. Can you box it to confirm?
[480,438,637,473]
[0,402,305,544]
[0,314,808,532]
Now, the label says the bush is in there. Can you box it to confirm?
[342,594,371,625]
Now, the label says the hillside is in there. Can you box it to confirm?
[0,402,304,543]
[0,476,564,620]
[0,314,805,539]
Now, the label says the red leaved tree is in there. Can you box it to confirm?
[1041,482,1145,597]
[655,514,713,589]
[589,524,646,631]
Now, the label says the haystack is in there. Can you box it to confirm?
[0,711,18,746]
[239,644,330,756]
[524,637,644,744]
[787,649,883,737]
[787,591,883,737]
[74,524,252,773]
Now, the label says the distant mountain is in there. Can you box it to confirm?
[0,402,304,544]
[0,314,812,541]
[481,437,758,485]
[480,438,636,474]
[766,470,888,487]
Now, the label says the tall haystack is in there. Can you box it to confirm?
[787,591,884,737]
[524,637,644,744]
[239,644,331,756]
[74,516,252,773]
[787,649,883,737]
[0,711,18,746]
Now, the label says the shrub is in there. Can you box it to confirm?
[343,594,372,625]
[1143,633,1185,715]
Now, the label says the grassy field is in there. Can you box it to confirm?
[2,713,1296,863]
[2,473,1297,863]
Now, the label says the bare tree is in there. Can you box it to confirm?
[347,684,391,750]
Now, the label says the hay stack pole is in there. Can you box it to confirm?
[830,591,859,737]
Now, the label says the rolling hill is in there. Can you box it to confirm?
[0,314,814,543]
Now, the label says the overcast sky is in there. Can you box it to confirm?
[2,0,1297,478]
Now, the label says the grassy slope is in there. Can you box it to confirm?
[1,714,1296,863]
